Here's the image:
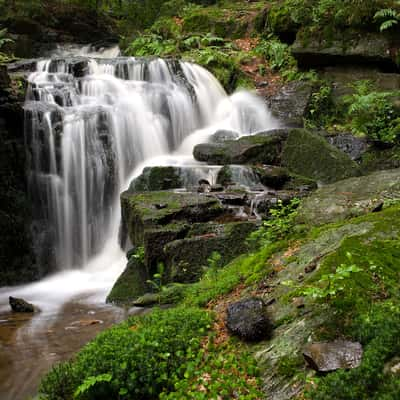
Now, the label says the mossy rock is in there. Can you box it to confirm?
[292,29,397,71]
[297,168,400,226]
[106,256,149,305]
[193,129,288,165]
[129,166,183,192]
[360,145,400,173]
[120,191,224,247]
[164,221,257,283]
[281,129,361,184]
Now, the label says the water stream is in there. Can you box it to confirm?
[0,45,279,398]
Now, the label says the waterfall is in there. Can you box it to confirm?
[24,54,278,273]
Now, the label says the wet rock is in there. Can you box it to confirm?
[267,81,313,127]
[194,129,288,165]
[211,129,240,143]
[215,192,248,206]
[303,340,363,372]
[384,356,400,376]
[107,256,149,305]
[292,31,397,71]
[297,168,400,226]
[9,296,35,313]
[226,297,272,341]
[327,134,369,161]
[281,129,361,184]
[128,166,183,192]
[210,184,224,192]
[165,222,256,283]
[217,165,261,187]
[254,165,291,189]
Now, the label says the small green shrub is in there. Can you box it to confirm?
[343,81,400,144]
[39,307,212,400]
[374,1,400,31]
[248,198,300,249]
[306,83,336,128]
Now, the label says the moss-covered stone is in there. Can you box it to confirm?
[281,129,361,184]
[106,256,149,305]
[164,221,257,283]
[360,145,400,173]
[193,129,288,165]
[120,190,224,247]
[297,169,400,226]
[292,29,398,71]
[128,166,183,192]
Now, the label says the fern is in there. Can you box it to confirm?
[374,4,400,31]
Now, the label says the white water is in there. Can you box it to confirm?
[0,49,279,313]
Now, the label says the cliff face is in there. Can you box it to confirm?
[0,65,42,285]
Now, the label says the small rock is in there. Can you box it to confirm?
[303,340,363,372]
[155,203,168,210]
[9,296,35,313]
[226,297,273,342]
[210,184,224,192]
[70,319,103,327]
[292,297,305,308]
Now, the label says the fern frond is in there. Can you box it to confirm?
[374,8,398,20]
[380,19,399,31]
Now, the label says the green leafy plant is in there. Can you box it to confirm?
[74,374,112,400]
[248,198,301,249]
[374,1,400,31]
[146,262,166,301]
[343,80,400,144]
[306,83,336,128]
[284,252,363,302]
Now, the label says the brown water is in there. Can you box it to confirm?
[0,299,141,400]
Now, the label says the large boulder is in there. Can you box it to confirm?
[303,340,363,372]
[292,31,398,71]
[106,255,149,305]
[164,222,257,283]
[129,167,183,192]
[193,129,288,165]
[266,81,313,127]
[226,297,273,341]
[297,168,400,226]
[281,129,361,184]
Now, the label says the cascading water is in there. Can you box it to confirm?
[0,47,280,400]
[24,55,278,272]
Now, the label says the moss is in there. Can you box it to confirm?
[360,145,400,173]
[281,129,361,184]
[216,165,233,186]
[164,221,257,283]
[106,256,149,305]
[129,166,183,192]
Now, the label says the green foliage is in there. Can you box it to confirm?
[254,38,296,72]
[272,0,390,33]
[248,198,301,249]
[131,246,144,263]
[374,1,400,31]
[305,83,336,128]
[39,307,212,400]
[0,27,14,63]
[343,80,400,144]
[284,252,363,304]
[160,340,262,399]
[74,374,112,400]
[125,34,179,57]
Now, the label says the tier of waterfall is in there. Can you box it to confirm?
[25,54,278,271]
